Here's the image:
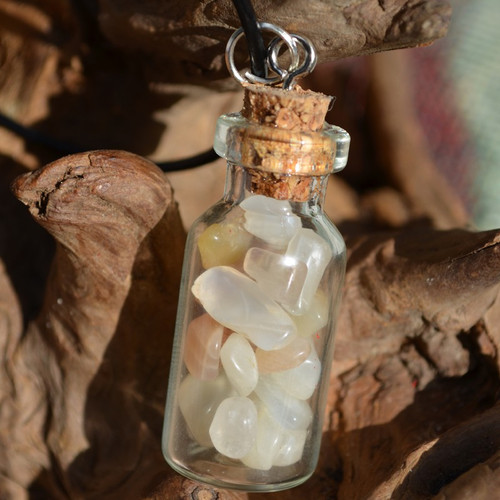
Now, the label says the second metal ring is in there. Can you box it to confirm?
[225,22,300,86]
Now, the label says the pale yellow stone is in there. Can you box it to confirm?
[197,222,252,269]
[293,290,329,338]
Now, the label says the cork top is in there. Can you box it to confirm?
[241,84,332,132]
[213,84,350,177]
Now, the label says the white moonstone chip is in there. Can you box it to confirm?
[220,333,258,396]
[255,377,313,431]
[178,374,235,447]
[209,396,258,459]
[241,403,284,470]
[285,228,333,314]
[242,401,309,469]
[192,266,297,350]
[269,343,321,400]
[240,195,301,248]
[243,247,308,311]
[273,428,308,467]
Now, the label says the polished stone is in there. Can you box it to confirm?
[243,247,308,311]
[184,313,224,380]
[255,337,311,374]
[178,373,235,447]
[254,376,313,431]
[197,222,252,269]
[220,332,258,396]
[241,401,284,470]
[293,291,329,338]
[192,266,297,350]
[240,195,301,248]
[209,396,258,459]
[268,343,321,400]
[273,428,308,467]
[285,228,332,314]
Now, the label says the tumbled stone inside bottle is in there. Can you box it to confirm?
[255,337,311,374]
[243,247,308,311]
[240,195,301,248]
[191,266,297,351]
[178,373,235,447]
[255,376,313,431]
[197,222,252,269]
[184,313,223,380]
[241,401,286,470]
[293,291,329,338]
[285,228,333,314]
[220,332,258,396]
[268,343,321,400]
[209,396,258,459]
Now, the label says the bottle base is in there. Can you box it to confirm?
[165,455,313,493]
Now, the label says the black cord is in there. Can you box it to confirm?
[0,0,266,172]
[0,112,85,156]
[156,148,220,171]
[231,0,267,78]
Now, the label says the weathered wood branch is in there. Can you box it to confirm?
[0,0,451,133]
[99,0,451,83]
[1,151,498,498]
[4,151,189,498]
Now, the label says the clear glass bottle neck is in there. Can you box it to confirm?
[223,163,329,210]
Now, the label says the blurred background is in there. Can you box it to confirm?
[410,0,500,230]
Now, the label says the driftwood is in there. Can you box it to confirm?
[98,0,451,84]
[0,0,499,499]
[3,150,499,500]
[3,151,186,499]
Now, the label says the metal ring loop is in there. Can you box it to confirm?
[225,22,299,86]
[269,34,317,90]
[267,36,300,80]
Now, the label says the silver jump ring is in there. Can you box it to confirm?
[267,36,301,79]
[225,22,299,86]
[281,35,317,89]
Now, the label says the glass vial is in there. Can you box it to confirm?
[162,85,350,492]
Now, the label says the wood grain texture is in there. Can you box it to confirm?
[4,150,188,498]
[1,151,498,499]
[98,0,451,83]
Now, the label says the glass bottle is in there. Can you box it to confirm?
[162,85,350,492]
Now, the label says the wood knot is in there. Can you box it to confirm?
[190,486,219,500]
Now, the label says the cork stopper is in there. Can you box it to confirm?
[213,84,350,201]
[241,84,332,132]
